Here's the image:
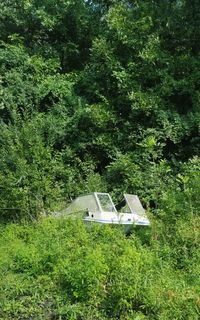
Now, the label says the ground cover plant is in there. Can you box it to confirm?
[0,211,199,319]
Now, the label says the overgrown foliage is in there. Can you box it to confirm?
[0,0,200,217]
[0,1,199,318]
[0,200,199,320]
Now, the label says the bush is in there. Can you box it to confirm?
[0,215,199,319]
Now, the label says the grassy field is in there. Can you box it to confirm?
[0,216,199,320]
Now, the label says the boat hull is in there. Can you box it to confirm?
[83,217,150,234]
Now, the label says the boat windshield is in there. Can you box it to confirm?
[124,194,145,216]
[96,193,116,212]
[64,194,99,214]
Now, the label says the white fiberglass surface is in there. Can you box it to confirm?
[96,193,117,212]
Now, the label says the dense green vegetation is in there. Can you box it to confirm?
[0,0,199,319]
[0,186,200,320]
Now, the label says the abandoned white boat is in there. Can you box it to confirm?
[62,192,150,228]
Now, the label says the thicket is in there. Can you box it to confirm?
[0,157,199,319]
[0,0,200,217]
[0,201,199,319]
[0,0,200,318]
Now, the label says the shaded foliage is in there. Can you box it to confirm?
[0,0,200,218]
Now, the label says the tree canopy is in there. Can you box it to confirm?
[0,0,199,217]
